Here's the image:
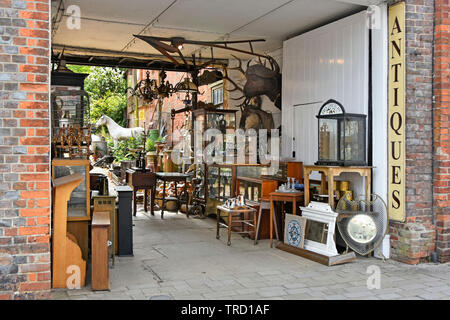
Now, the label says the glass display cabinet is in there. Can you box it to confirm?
[191,108,237,215]
[208,164,234,202]
[315,99,367,166]
[236,163,287,203]
[192,107,237,158]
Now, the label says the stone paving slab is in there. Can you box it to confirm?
[50,206,450,300]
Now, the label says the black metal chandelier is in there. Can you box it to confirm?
[127,70,176,103]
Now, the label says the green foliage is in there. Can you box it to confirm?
[90,92,127,127]
[145,138,156,152]
[66,65,92,74]
[145,133,166,152]
[67,65,128,135]
[109,135,145,163]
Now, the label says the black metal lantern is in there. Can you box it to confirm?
[315,99,367,166]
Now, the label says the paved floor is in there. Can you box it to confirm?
[50,204,450,300]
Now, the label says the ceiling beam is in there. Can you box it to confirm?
[51,45,228,71]
[52,44,227,66]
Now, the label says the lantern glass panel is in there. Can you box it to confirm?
[340,117,366,164]
[318,118,338,162]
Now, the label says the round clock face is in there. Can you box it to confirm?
[287,220,303,247]
[320,102,343,115]
[346,214,377,244]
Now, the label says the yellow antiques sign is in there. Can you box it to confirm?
[138,108,145,121]
[388,2,406,222]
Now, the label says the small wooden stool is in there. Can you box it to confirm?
[216,205,256,246]
[254,200,279,245]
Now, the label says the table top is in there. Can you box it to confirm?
[270,191,304,197]
[304,165,374,169]
[156,172,190,178]
[217,205,256,213]
[115,185,133,192]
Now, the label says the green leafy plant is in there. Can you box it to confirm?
[145,134,166,153]
[109,134,145,163]
[146,138,156,152]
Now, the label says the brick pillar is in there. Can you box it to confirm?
[389,0,436,264]
[0,0,51,299]
[433,0,450,263]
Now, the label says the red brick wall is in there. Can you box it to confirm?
[0,0,51,299]
[389,0,436,264]
[128,69,214,145]
[433,0,450,263]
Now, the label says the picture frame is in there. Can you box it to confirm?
[284,214,306,249]
[52,159,91,221]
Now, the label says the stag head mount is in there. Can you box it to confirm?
[223,55,281,110]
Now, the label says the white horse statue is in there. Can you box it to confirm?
[95,114,145,147]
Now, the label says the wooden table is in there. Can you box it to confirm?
[303,165,373,208]
[216,205,257,246]
[126,168,156,216]
[155,172,189,219]
[269,191,304,248]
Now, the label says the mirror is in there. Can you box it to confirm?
[346,214,377,244]
[305,220,328,244]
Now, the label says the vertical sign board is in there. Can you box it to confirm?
[138,108,145,123]
[388,2,406,222]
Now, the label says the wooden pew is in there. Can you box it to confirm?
[52,173,86,289]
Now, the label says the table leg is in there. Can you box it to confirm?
[321,172,327,194]
[150,187,155,216]
[144,188,148,212]
[270,199,274,248]
[293,199,297,215]
[216,208,220,239]
[184,178,187,205]
[366,173,371,202]
[304,170,310,206]
[227,211,232,246]
[328,174,335,208]
[133,187,137,216]
[253,208,257,244]
[161,180,166,219]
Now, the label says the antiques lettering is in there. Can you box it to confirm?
[388,2,406,221]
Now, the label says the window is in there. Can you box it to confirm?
[212,86,223,108]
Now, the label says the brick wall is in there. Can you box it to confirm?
[128,69,214,145]
[433,0,450,263]
[389,0,436,264]
[0,0,51,299]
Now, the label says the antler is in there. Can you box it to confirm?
[217,62,245,96]
[228,54,246,77]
